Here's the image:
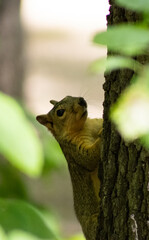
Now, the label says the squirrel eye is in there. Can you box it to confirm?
[57,109,65,117]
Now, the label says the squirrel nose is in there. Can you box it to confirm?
[78,97,87,108]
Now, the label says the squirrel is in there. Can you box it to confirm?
[36,96,103,240]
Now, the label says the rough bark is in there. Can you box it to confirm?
[0,0,24,99]
[97,1,149,240]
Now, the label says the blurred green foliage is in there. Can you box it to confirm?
[94,24,149,56]
[0,199,57,240]
[93,0,149,148]
[0,92,43,177]
[0,160,27,199]
[116,0,149,13]
[0,92,70,239]
[90,56,141,74]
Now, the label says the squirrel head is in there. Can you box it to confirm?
[36,96,88,139]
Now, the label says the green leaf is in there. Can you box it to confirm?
[93,24,149,56]
[67,234,85,240]
[42,135,66,172]
[0,162,27,199]
[8,231,43,240]
[116,0,149,13]
[0,199,57,240]
[140,134,149,149]
[0,92,43,177]
[111,83,149,141]
[0,227,7,240]
[138,65,149,90]
[90,56,142,74]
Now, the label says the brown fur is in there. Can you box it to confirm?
[36,96,103,240]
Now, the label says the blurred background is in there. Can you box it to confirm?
[0,0,109,239]
[21,0,108,117]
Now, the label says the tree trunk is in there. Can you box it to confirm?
[0,0,24,99]
[97,1,149,240]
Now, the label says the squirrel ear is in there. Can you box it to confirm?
[50,100,58,106]
[36,114,53,130]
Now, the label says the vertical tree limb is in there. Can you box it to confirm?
[97,1,149,239]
